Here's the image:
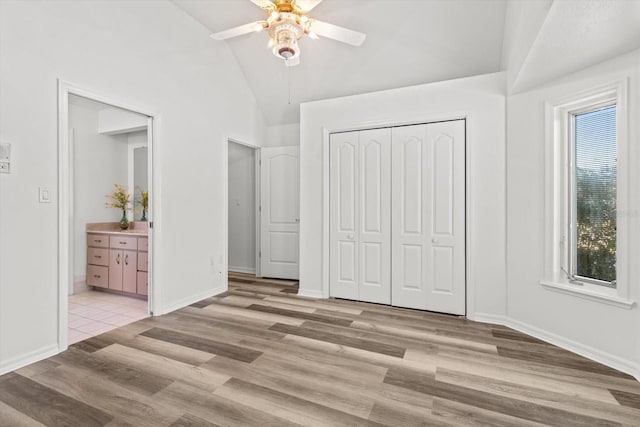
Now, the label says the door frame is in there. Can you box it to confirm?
[225,138,262,280]
[322,112,474,316]
[57,79,158,352]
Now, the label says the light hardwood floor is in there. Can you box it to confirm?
[1,272,639,426]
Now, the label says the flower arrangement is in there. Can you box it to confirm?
[136,188,149,221]
[105,183,131,210]
[106,184,131,229]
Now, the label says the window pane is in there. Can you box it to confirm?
[574,106,616,283]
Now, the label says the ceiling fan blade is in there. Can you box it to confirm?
[308,20,366,46]
[210,21,263,40]
[250,0,275,10]
[285,56,300,67]
[294,0,323,12]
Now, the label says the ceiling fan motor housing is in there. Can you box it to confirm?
[268,12,303,59]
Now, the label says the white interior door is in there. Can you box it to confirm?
[329,129,391,304]
[260,146,299,279]
[391,120,465,315]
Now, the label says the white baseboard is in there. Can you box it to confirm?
[469,312,507,325]
[73,275,89,294]
[297,288,324,299]
[505,317,640,381]
[0,344,60,376]
[471,311,640,381]
[156,285,227,316]
[228,266,256,274]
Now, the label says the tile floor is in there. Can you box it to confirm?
[68,290,149,344]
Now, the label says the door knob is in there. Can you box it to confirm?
[347,234,354,240]
[431,238,439,244]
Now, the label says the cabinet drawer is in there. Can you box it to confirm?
[138,237,148,252]
[110,235,138,250]
[87,234,109,248]
[137,251,148,272]
[87,265,108,288]
[137,272,148,296]
[87,247,108,266]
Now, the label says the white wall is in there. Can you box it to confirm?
[228,142,256,273]
[0,0,265,373]
[506,49,640,376]
[71,101,129,281]
[264,123,300,147]
[299,72,507,318]
[98,107,147,135]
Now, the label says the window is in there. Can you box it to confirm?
[542,80,632,308]
[569,105,617,287]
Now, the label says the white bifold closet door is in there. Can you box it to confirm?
[329,128,391,304]
[391,121,465,315]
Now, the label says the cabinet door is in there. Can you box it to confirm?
[109,250,123,291]
[137,251,148,272]
[137,272,148,296]
[122,250,137,294]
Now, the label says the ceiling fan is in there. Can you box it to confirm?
[210,0,366,67]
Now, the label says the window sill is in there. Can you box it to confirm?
[540,280,635,309]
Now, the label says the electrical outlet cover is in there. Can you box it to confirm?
[0,142,10,160]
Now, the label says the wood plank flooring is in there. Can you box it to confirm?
[1,271,639,426]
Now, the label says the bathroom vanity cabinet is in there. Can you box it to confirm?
[86,227,148,298]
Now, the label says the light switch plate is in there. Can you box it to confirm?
[39,187,51,203]
[0,142,10,174]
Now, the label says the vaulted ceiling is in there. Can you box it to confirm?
[172,0,640,126]
[172,0,508,125]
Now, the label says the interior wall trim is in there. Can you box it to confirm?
[0,344,59,377]
[473,312,640,381]
[228,266,256,275]
[157,285,227,316]
[297,289,324,299]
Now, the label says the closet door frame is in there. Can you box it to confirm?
[322,113,473,316]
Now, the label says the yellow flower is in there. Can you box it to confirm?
[105,184,131,210]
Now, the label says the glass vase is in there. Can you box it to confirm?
[119,210,129,230]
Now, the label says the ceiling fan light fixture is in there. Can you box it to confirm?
[211,1,366,67]
[267,12,302,60]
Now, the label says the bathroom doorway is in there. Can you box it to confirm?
[58,82,155,348]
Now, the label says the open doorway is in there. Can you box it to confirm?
[228,141,259,278]
[58,83,154,349]
[227,140,300,293]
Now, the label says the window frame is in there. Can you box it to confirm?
[542,80,633,309]
[568,101,617,288]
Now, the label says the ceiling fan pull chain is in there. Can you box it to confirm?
[288,66,291,105]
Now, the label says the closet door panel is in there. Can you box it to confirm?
[424,121,466,314]
[392,120,465,314]
[392,124,430,309]
[359,128,391,304]
[330,132,359,299]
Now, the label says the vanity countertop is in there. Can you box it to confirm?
[86,222,148,236]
